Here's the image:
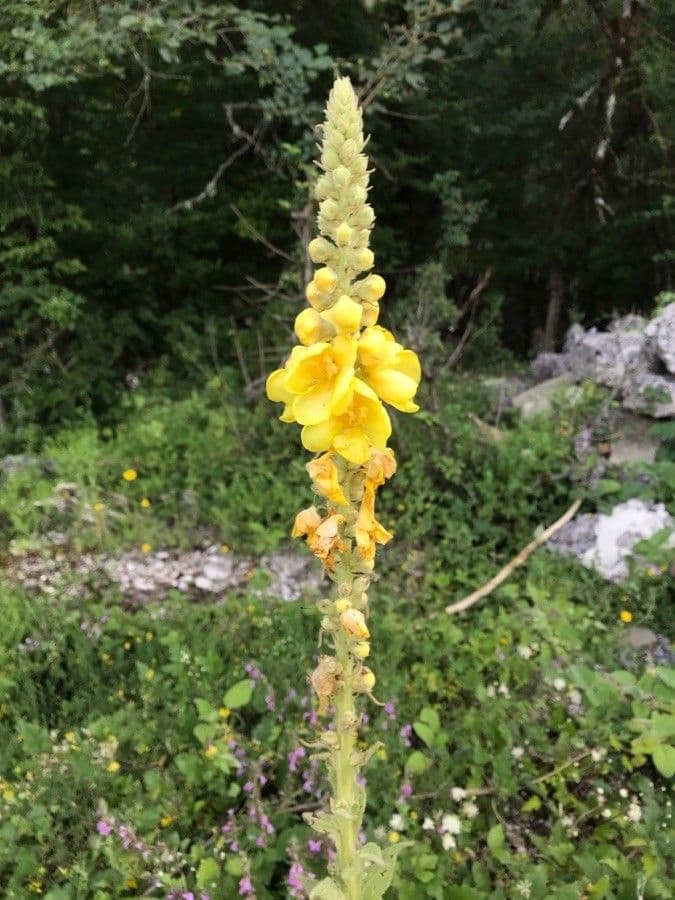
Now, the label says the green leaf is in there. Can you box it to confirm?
[418,707,440,732]
[487,823,504,854]
[406,750,431,774]
[223,679,253,709]
[521,795,542,812]
[309,878,346,899]
[193,723,217,744]
[194,698,218,722]
[650,715,675,739]
[652,744,675,778]
[413,722,435,749]
[196,857,220,889]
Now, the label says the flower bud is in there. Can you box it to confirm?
[321,147,340,170]
[320,199,339,220]
[353,666,376,693]
[356,274,386,303]
[308,237,333,264]
[335,222,353,247]
[361,301,380,327]
[322,295,362,333]
[314,267,338,294]
[340,608,369,639]
[354,205,375,228]
[332,166,351,188]
[340,139,358,164]
[320,730,339,748]
[355,248,374,271]
[354,641,370,659]
[335,598,351,614]
[315,174,332,200]
[295,308,332,345]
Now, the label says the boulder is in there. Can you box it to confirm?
[530,352,570,382]
[622,372,675,418]
[566,328,650,389]
[548,499,674,582]
[512,373,576,418]
[644,302,675,374]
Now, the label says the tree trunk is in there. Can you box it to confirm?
[543,264,565,351]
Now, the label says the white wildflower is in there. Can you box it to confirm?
[517,645,532,659]
[602,808,611,819]
[553,677,566,691]
[497,683,510,697]
[422,817,435,831]
[511,746,525,760]
[486,684,496,698]
[619,788,628,798]
[591,748,607,762]
[389,813,405,831]
[627,802,642,823]
[568,689,582,706]
[450,787,467,802]
[462,801,479,819]
[441,832,456,851]
[440,813,461,835]
[515,880,531,898]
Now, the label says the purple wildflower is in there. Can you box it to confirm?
[307,839,322,853]
[96,819,113,836]
[238,877,254,896]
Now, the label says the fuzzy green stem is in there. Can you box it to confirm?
[333,593,361,899]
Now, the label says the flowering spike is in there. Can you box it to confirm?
[266,75,421,899]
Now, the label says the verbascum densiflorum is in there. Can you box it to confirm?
[267,76,420,900]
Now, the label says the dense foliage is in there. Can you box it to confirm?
[1,0,674,445]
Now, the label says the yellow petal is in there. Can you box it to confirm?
[333,428,371,465]
[301,419,339,453]
[322,295,363,333]
[293,384,333,425]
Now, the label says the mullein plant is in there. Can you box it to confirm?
[267,76,421,900]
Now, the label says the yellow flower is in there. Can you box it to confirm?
[388,831,400,844]
[160,814,176,828]
[94,501,105,512]
[354,485,393,567]
[335,597,351,614]
[340,608,370,639]
[355,273,386,303]
[366,448,397,487]
[204,744,218,759]
[144,668,155,681]
[295,307,333,345]
[266,365,298,423]
[141,542,152,554]
[354,641,370,659]
[220,543,231,553]
[65,731,77,744]
[292,506,322,540]
[314,266,339,294]
[125,878,138,890]
[122,468,137,481]
[107,761,120,773]
[353,666,376,692]
[285,336,357,425]
[321,295,363,334]
[27,881,43,895]
[620,609,633,623]
[219,706,231,719]
[140,497,151,508]
[301,379,391,465]
[307,452,349,506]
[357,326,421,412]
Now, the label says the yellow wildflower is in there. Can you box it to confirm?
[122,468,137,481]
[220,543,231,553]
[340,608,370,639]
[284,335,357,425]
[295,307,333,345]
[366,448,397,487]
[141,542,152,554]
[65,731,77,744]
[140,497,151,508]
[27,881,43,895]
[388,831,400,844]
[160,814,176,828]
[125,878,138,890]
[321,294,363,334]
[307,452,349,506]
[219,706,231,719]
[301,379,391,465]
[204,744,218,759]
[94,501,105,512]
[266,364,298,423]
[620,609,633,623]
[354,485,393,567]
[106,761,120,773]
[357,326,421,412]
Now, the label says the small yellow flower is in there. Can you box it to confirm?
[107,761,120,773]
[140,497,151,508]
[125,878,138,890]
[377,748,387,761]
[144,668,155,682]
[141,542,152,554]
[219,706,231,719]
[122,468,138,481]
[145,631,154,641]
[335,598,351,614]
[354,641,370,659]
[307,452,349,506]
[123,641,132,650]
[620,609,633,623]
[340,608,370,639]
[204,744,218,759]
[94,502,105,512]
[220,543,231,554]
[27,881,43,895]
[159,814,176,828]
[388,830,400,843]
[64,731,77,744]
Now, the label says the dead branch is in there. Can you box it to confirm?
[445,499,582,615]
